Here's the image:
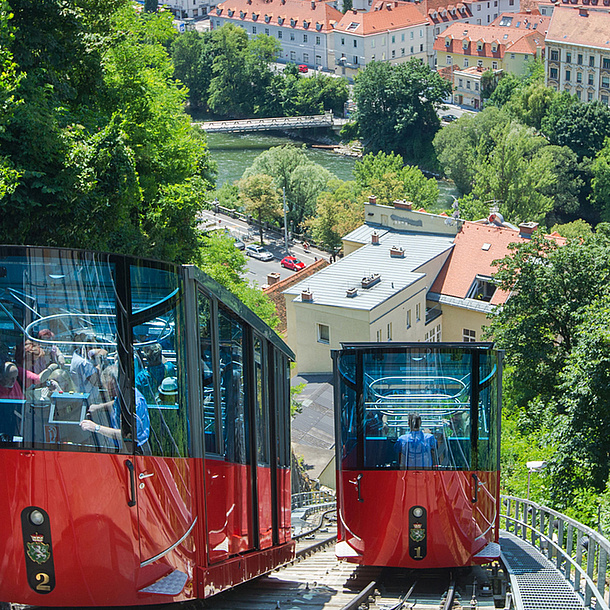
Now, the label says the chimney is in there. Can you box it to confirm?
[368,195,377,204]
[393,200,412,210]
[267,272,281,285]
[372,231,380,245]
[519,221,539,239]
[390,245,405,258]
[579,7,588,15]
[346,287,358,298]
[301,289,313,302]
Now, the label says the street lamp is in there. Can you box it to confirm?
[526,460,546,501]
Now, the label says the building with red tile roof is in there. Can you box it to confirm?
[212,0,343,70]
[545,6,610,103]
[333,1,430,75]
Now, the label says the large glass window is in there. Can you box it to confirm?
[198,292,216,454]
[336,346,499,471]
[219,306,248,464]
[254,336,269,466]
[0,250,121,452]
[131,264,188,457]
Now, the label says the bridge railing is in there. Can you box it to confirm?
[292,490,335,511]
[501,495,610,610]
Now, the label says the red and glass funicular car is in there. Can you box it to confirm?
[0,246,294,606]
[333,342,502,569]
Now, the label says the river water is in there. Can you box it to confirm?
[204,129,458,208]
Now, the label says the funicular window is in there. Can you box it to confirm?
[198,292,216,454]
[219,305,248,464]
[476,351,499,471]
[0,249,121,452]
[337,346,481,470]
[254,335,270,466]
[273,349,290,468]
[337,351,359,468]
[131,264,189,457]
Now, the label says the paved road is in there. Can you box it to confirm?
[198,209,328,287]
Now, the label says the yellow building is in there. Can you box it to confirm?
[284,200,551,374]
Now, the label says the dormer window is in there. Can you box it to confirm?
[216,7,222,15]
[477,41,483,50]
[491,43,498,52]
[228,8,234,16]
[290,17,296,26]
[463,39,469,49]
[316,22,322,30]
[466,275,497,302]
[303,19,310,28]
[240,10,246,18]
[278,16,284,24]
[445,36,451,46]
[252,12,258,20]
[265,14,270,22]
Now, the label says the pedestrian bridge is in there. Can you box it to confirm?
[292,492,610,610]
[195,113,348,134]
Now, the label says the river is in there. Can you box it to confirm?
[204,129,458,208]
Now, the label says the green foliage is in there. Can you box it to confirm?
[549,219,592,238]
[590,137,610,221]
[352,59,452,167]
[455,193,489,221]
[207,182,240,210]
[238,173,282,244]
[354,151,439,208]
[242,144,331,231]
[340,121,359,141]
[290,382,306,417]
[307,178,362,251]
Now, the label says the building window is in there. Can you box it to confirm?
[341,37,345,45]
[464,58,469,67]
[376,329,381,342]
[602,75,610,88]
[463,328,477,342]
[387,322,392,341]
[371,39,375,48]
[588,92,594,102]
[406,309,412,328]
[303,34,308,42]
[410,45,414,54]
[478,59,483,67]
[265,28,269,34]
[303,53,309,62]
[458,78,463,87]
[550,49,559,61]
[475,82,479,91]
[466,80,471,89]
[566,52,571,63]
[425,324,442,343]
[492,61,498,69]
[589,74,594,85]
[402,33,405,41]
[550,67,558,79]
[354,39,358,47]
[278,30,282,39]
[510,53,515,59]
[353,55,358,64]
[590,55,595,67]
[578,54,583,65]
[392,35,395,43]
[392,49,396,58]
[317,324,330,344]
[566,69,571,81]
[316,35,320,44]
[577,72,582,83]
[604,57,610,70]
[252,26,256,33]
[416,303,421,322]
[420,44,423,52]
[411,31,414,39]
[602,95,609,105]
[447,56,452,65]
[401,48,405,55]
[576,90,582,100]
[466,275,497,302]
[290,33,295,41]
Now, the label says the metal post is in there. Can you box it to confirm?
[283,187,288,253]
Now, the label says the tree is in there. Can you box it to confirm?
[352,59,452,166]
[354,151,439,208]
[490,231,610,411]
[590,137,610,221]
[433,106,510,195]
[308,179,362,250]
[472,120,556,224]
[238,173,282,244]
[242,145,332,231]
[549,219,592,239]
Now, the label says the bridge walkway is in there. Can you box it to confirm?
[501,530,585,610]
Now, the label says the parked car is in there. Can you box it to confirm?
[281,256,305,271]
[298,64,308,73]
[443,114,458,123]
[245,244,274,261]
[232,236,245,250]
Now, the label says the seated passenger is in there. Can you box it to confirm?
[0,362,25,400]
[80,364,150,448]
[136,343,175,403]
[15,340,49,375]
[395,413,437,469]
[69,331,104,402]
[37,329,66,368]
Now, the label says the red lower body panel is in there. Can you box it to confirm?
[336,469,499,569]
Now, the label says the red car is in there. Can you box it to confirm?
[298,64,308,73]
[281,256,305,271]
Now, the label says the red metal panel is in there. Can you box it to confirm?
[276,468,291,544]
[204,459,253,563]
[257,466,273,549]
[337,469,499,569]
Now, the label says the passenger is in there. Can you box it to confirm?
[15,340,48,375]
[0,362,24,399]
[69,331,103,402]
[136,343,175,403]
[37,329,66,368]
[80,364,150,448]
[395,413,437,469]
[158,376,178,406]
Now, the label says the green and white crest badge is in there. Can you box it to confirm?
[27,534,51,564]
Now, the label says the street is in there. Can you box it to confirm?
[198,209,328,287]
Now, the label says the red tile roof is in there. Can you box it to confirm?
[335,1,427,34]
[546,5,610,48]
[430,221,564,305]
[215,0,343,33]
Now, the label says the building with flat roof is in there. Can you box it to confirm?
[283,200,561,374]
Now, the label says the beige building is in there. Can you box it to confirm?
[284,200,556,374]
[545,6,610,104]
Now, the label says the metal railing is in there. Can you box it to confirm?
[292,490,335,511]
[501,495,610,610]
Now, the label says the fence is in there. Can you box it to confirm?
[501,495,610,610]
